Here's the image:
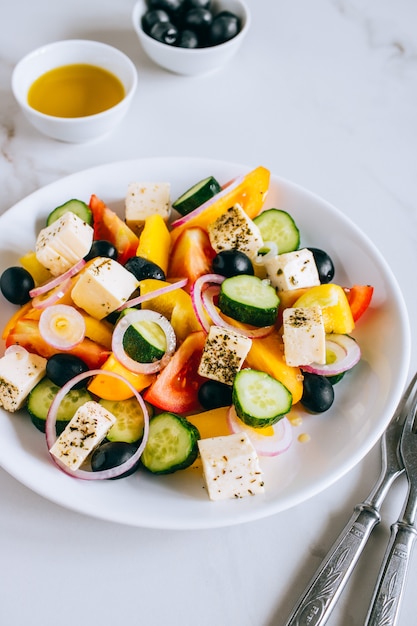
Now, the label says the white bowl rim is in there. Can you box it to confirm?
[11,39,138,124]
[132,0,251,55]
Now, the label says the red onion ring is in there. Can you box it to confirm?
[117,277,188,311]
[45,369,150,480]
[227,406,293,457]
[202,284,274,339]
[301,334,361,376]
[31,277,72,310]
[190,273,225,333]
[29,258,86,298]
[171,175,244,229]
[112,309,176,374]
[39,304,86,350]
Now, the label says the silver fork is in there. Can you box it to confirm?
[284,372,417,626]
[365,380,417,625]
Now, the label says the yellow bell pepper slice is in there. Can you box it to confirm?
[245,329,303,405]
[88,353,156,401]
[186,406,231,439]
[139,278,201,342]
[293,284,355,334]
[81,313,113,349]
[19,251,52,285]
[136,214,171,274]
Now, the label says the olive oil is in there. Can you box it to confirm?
[28,63,125,118]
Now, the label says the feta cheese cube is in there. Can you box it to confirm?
[71,257,139,320]
[282,306,326,366]
[264,248,320,291]
[125,182,171,235]
[198,433,265,501]
[198,325,252,386]
[49,401,116,470]
[35,211,94,277]
[0,347,47,412]
[207,204,263,261]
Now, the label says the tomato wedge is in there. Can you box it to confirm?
[5,317,109,369]
[89,194,139,265]
[344,284,374,322]
[144,331,207,413]
[168,227,215,291]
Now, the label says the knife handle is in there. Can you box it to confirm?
[284,503,380,626]
[364,521,417,626]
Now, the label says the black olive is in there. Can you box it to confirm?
[177,29,199,48]
[91,441,140,479]
[212,249,254,277]
[142,9,171,34]
[84,240,118,262]
[46,354,90,388]
[184,0,211,9]
[149,20,179,44]
[0,266,35,304]
[124,256,166,281]
[308,248,335,284]
[183,8,213,40]
[198,379,233,409]
[301,372,335,413]
[209,11,240,45]
[146,0,183,13]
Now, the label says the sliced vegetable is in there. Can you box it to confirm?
[227,406,293,456]
[88,353,156,401]
[168,226,215,290]
[39,304,86,350]
[29,258,85,300]
[118,277,188,311]
[219,274,279,327]
[27,377,93,434]
[170,166,270,244]
[301,334,361,376]
[99,397,146,443]
[253,209,300,254]
[344,284,374,322]
[136,213,171,275]
[144,330,207,413]
[293,283,355,334]
[112,309,176,374]
[141,412,200,474]
[5,317,109,369]
[89,194,139,265]
[19,251,53,286]
[45,369,151,480]
[122,316,167,363]
[232,368,293,428]
[172,175,221,216]
[186,406,231,440]
[46,199,93,226]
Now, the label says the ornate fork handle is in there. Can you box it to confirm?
[364,521,417,626]
[284,503,381,626]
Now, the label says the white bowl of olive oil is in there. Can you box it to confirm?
[12,40,137,143]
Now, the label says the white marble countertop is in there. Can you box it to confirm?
[1,1,417,624]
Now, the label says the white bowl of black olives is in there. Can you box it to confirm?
[132,0,250,75]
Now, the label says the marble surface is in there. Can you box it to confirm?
[1,1,417,624]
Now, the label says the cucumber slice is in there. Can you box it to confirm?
[172,176,221,216]
[141,412,200,474]
[232,369,293,428]
[254,209,300,254]
[46,199,93,226]
[122,319,167,363]
[27,376,93,434]
[99,397,148,443]
[219,274,279,327]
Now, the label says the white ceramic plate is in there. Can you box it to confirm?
[0,157,410,529]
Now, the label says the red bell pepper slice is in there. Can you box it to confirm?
[144,331,207,414]
[344,284,374,322]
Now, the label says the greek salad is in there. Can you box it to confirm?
[0,165,373,501]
